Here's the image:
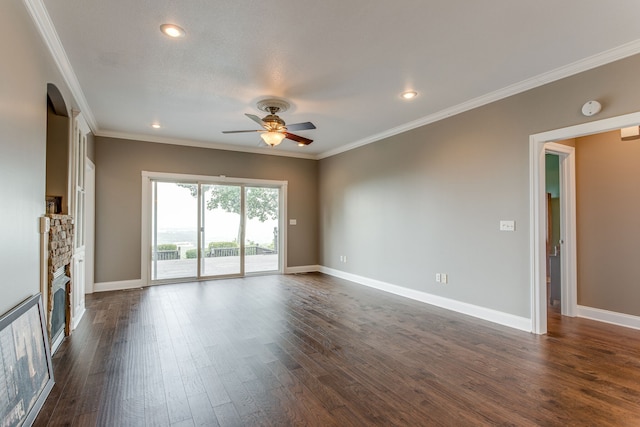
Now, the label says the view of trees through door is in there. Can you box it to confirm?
[244,186,279,273]
[151,180,280,282]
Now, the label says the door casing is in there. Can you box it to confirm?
[529,111,640,334]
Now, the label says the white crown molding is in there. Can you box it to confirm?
[22,0,98,132]
[317,39,640,160]
[24,0,640,161]
[95,130,318,160]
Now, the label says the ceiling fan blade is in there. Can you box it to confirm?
[245,113,267,128]
[286,122,316,131]
[285,132,313,145]
[222,129,262,134]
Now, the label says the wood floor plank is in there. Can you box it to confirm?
[212,402,242,427]
[217,370,261,421]
[163,375,193,425]
[241,380,285,426]
[186,393,219,427]
[265,359,338,426]
[34,273,640,426]
[199,365,232,407]
[144,403,171,427]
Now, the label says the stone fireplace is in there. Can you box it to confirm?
[45,214,74,350]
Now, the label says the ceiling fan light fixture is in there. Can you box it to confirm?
[223,99,315,147]
[160,24,185,38]
[261,131,286,147]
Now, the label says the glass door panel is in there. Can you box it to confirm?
[244,186,280,273]
[201,184,242,277]
[150,179,282,282]
[152,182,198,280]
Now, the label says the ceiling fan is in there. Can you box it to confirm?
[223,99,316,147]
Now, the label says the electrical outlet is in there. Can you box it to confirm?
[435,273,441,282]
[441,273,448,284]
[344,256,347,263]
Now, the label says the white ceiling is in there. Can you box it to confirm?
[35,0,640,159]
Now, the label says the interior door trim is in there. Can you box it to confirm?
[529,111,640,334]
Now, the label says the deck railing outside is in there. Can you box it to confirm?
[155,250,179,260]
[153,245,275,260]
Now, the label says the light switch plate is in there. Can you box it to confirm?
[500,220,515,231]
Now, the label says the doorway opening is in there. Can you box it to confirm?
[142,172,286,284]
[530,111,640,334]
[545,153,562,311]
[542,145,576,326]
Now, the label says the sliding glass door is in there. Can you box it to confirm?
[151,182,198,281]
[244,186,279,273]
[149,177,282,283]
[201,184,242,277]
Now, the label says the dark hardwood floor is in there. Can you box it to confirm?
[34,273,640,426]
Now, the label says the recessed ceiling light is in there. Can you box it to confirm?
[160,24,185,38]
[401,91,418,100]
[151,123,161,129]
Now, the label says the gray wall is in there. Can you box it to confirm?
[576,131,640,316]
[0,0,78,315]
[95,137,318,283]
[87,132,96,163]
[5,0,640,324]
[319,54,640,319]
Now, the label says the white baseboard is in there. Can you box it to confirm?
[94,268,323,291]
[51,331,65,354]
[577,305,640,331]
[285,265,321,274]
[72,307,86,330]
[94,266,322,290]
[94,279,145,293]
[320,266,531,333]
[93,267,532,333]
